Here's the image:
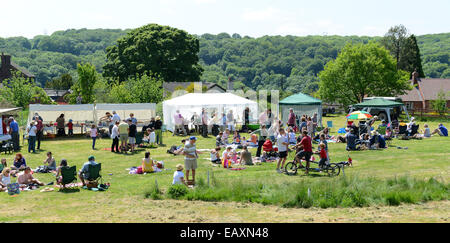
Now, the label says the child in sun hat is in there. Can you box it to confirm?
[172,164,187,186]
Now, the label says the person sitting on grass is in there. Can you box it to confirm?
[346,129,358,151]
[287,127,297,145]
[55,159,70,187]
[216,131,224,147]
[431,123,448,137]
[78,155,98,187]
[232,130,241,145]
[422,124,431,138]
[222,146,233,168]
[222,129,230,145]
[385,127,393,140]
[142,151,154,173]
[210,147,221,164]
[172,164,187,186]
[11,153,26,174]
[239,146,253,166]
[0,168,12,191]
[43,151,57,171]
[18,167,45,187]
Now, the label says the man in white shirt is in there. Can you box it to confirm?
[111,111,121,124]
[173,110,186,136]
[276,128,289,173]
[201,109,208,137]
[110,121,120,153]
[27,122,37,153]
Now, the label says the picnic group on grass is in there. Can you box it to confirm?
[1,106,448,191]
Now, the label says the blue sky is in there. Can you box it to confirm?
[1,0,449,38]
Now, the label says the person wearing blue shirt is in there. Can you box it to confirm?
[78,155,99,186]
[8,117,20,151]
[432,123,448,137]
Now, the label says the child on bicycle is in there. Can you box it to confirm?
[318,143,328,169]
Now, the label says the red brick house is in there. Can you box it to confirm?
[399,78,450,112]
[0,53,35,82]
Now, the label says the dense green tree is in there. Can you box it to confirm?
[109,73,163,103]
[382,25,424,77]
[318,42,411,107]
[45,73,73,90]
[103,24,203,82]
[77,63,98,103]
[0,72,52,107]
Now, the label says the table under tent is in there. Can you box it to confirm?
[28,103,157,137]
[28,104,95,136]
[351,98,409,125]
[279,92,323,127]
[162,93,258,133]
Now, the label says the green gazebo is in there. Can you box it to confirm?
[280,93,323,127]
[352,98,409,124]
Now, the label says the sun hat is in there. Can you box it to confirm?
[176,164,184,171]
[155,116,161,120]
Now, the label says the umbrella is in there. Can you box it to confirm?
[346,111,373,120]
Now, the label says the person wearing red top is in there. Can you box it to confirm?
[1,117,7,135]
[67,120,74,136]
[318,143,328,168]
[296,130,313,174]
[34,116,44,150]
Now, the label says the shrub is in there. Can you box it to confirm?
[168,184,188,199]
[144,183,163,200]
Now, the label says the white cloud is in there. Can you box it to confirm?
[193,0,216,4]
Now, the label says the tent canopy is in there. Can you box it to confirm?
[28,103,156,125]
[163,93,258,132]
[280,93,322,105]
[28,104,95,124]
[0,107,22,115]
[279,93,323,127]
[353,98,404,108]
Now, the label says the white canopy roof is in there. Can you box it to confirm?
[163,93,258,132]
[29,104,95,124]
[0,107,22,115]
[28,103,156,124]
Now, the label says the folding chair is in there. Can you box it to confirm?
[60,166,77,188]
[87,163,102,185]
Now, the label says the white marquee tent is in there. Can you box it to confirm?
[163,93,258,132]
[28,103,156,125]
[28,104,95,124]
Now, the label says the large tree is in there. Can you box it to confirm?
[318,42,411,107]
[77,63,98,103]
[102,24,203,82]
[382,25,425,77]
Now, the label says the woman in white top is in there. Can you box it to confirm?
[172,164,187,185]
[0,168,11,191]
[27,122,37,153]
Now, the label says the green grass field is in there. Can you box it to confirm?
[0,115,448,222]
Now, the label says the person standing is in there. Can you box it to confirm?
[26,122,37,153]
[128,118,137,153]
[287,108,296,129]
[8,117,20,151]
[100,112,113,135]
[276,128,289,173]
[312,113,318,136]
[111,111,121,126]
[201,109,208,137]
[118,120,129,153]
[297,130,313,174]
[173,110,186,136]
[266,109,273,128]
[227,110,235,132]
[183,136,201,184]
[110,121,120,153]
[90,124,98,150]
[128,113,137,125]
[154,116,163,145]
[243,107,250,133]
[56,114,65,136]
[252,125,268,158]
[34,116,43,150]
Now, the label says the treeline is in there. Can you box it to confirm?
[0,29,449,93]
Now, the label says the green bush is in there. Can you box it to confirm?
[168,184,188,199]
[144,183,163,200]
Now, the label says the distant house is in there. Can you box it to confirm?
[398,78,450,111]
[44,89,72,104]
[0,53,35,82]
[163,81,226,97]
